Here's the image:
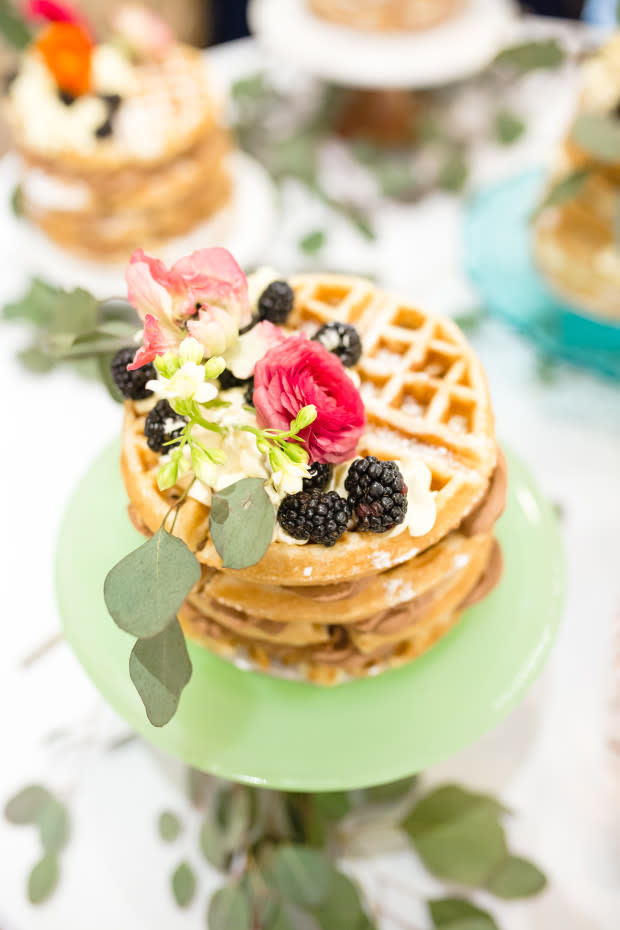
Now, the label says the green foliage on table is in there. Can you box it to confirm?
[159,811,182,842]
[4,785,70,905]
[2,282,139,399]
[494,110,526,146]
[492,39,566,74]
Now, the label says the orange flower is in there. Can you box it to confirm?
[35,22,93,97]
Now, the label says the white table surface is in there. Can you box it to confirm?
[1,21,620,930]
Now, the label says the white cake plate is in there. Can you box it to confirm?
[0,151,277,300]
[248,0,516,89]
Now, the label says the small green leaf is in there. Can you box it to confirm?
[299,230,327,255]
[17,346,56,373]
[268,903,321,930]
[260,844,332,909]
[11,183,24,217]
[494,110,525,146]
[312,792,352,821]
[534,169,589,218]
[312,870,369,930]
[404,786,508,887]
[199,816,229,870]
[3,279,61,325]
[171,861,196,908]
[38,798,70,854]
[104,527,201,638]
[27,855,59,905]
[5,785,52,824]
[0,2,32,49]
[493,39,565,74]
[216,785,253,853]
[486,855,547,899]
[129,618,193,727]
[429,897,499,930]
[98,352,125,403]
[208,882,251,930]
[438,150,468,193]
[158,811,182,842]
[210,478,275,570]
[572,113,620,164]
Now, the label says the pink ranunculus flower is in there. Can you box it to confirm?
[253,337,366,464]
[112,4,174,59]
[23,0,87,27]
[127,314,179,370]
[125,247,250,369]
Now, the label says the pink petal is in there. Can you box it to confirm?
[126,251,189,323]
[127,314,179,370]
[23,0,88,27]
[173,248,249,322]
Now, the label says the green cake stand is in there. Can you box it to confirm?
[56,441,564,791]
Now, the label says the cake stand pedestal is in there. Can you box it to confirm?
[56,441,564,792]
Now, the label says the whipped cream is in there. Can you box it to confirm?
[21,167,90,212]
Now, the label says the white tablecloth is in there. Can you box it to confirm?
[1,22,619,930]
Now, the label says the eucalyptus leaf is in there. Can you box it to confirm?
[486,855,547,899]
[0,1,32,49]
[158,810,182,842]
[208,882,251,930]
[260,844,332,909]
[429,897,499,930]
[98,352,125,403]
[104,527,201,638]
[3,279,61,325]
[5,785,52,824]
[493,39,565,73]
[11,183,24,217]
[27,855,59,905]
[438,150,468,193]
[199,815,229,870]
[299,230,327,255]
[311,870,369,930]
[572,113,620,164]
[171,861,196,908]
[210,478,275,570]
[267,902,321,930]
[494,110,525,146]
[312,792,352,821]
[129,618,192,727]
[404,786,508,886]
[18,346,56,373]
[38,798,70,854]
[216,785,253,852]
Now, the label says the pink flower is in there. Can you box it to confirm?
[127,314,178,370]
[174,248,250,327]
[223,320,286,380]
[254,337,366,464]
[23,0,88,28]
[112,5,174,59]
[125,247,250,369]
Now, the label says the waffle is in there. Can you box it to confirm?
[533,35,620,320]
[121,274,498,587]
[178,535,498,684]
[308,0,465,31]
[4,45,233,262]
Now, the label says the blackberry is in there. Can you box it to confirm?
[58,89,76,106]
[95,118,114,139]
[243,376,255,407]
[303,462,332,492]
[144,400,188,453]
[313,321,362,368]
[345,456,408,533]
[257,280,294,325]
[218,368,247,391]
[278,490,351,547]
[110,347,155,400]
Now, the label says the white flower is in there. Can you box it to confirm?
[147,361,218,404]
[223,321,283,380]
[270,458,311,497]
[179,336,204,365]
[401,460,437,537]
[187,306,239,357]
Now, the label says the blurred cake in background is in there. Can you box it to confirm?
[534,34,620,322]
[308,0,465,32]
[2,3,232,263]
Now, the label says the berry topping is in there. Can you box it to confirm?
[58,89,76,106]
[110,346,155,400]
[95,118,113,139]
[218,368,248,391]
[144,400,188,453]
[257,280,295,325]
[345,456,408,533]
[313,322,362,368]
[303,462,332,492]
[278,490,352,547]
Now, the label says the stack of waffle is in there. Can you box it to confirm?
[308,0,465,32]
[121,275,506,684]
[3,45,232,262]
[534,35,620,321]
